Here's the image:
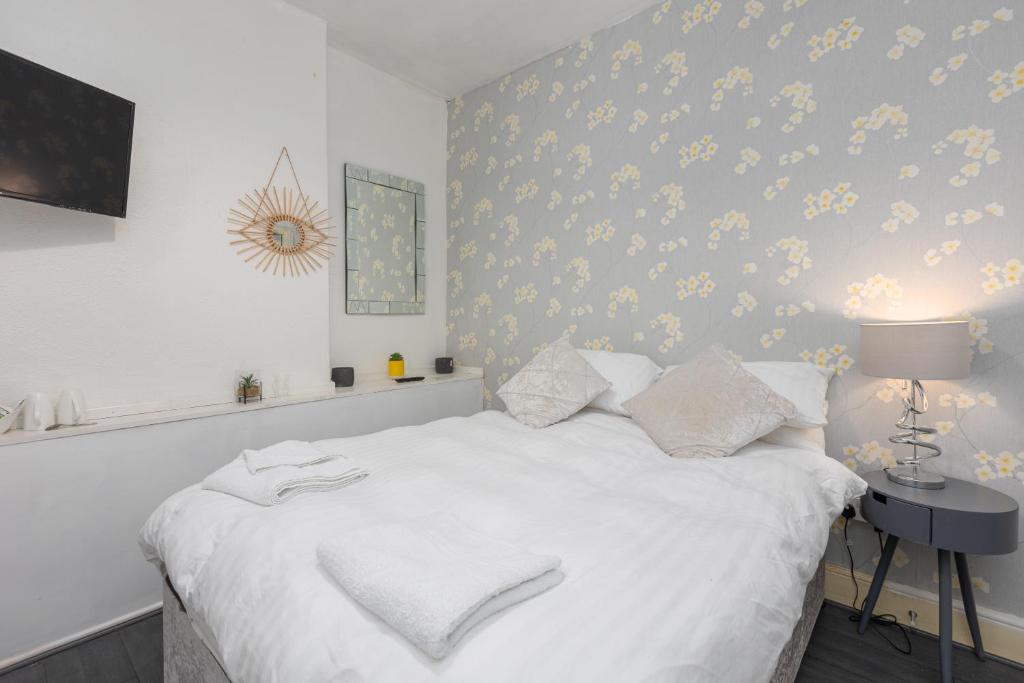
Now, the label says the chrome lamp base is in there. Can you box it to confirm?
[885,464,946,490]
[885,378,947,490]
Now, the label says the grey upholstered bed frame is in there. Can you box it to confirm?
[162,560,824,682]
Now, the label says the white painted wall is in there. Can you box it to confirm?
[326,48,449,374]
[0,0,331,415]
[0,0,454,665]
[0,379,482,664]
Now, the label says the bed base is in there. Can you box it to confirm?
[163,561,824,683]
[163,580,231,683]
[770,560,824,683]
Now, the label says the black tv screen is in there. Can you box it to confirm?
[0,49,135,218]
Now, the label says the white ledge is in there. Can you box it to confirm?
[0,367,482,448]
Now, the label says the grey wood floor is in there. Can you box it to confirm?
[2,603,1022,682]
[797,603,1024,683]
[1,614,160,683]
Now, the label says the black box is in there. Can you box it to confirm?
[435,357,454,374]
[331,367,355,387]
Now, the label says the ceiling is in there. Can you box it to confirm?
[284,0,657,99]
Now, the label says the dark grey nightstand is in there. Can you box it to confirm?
[857,470,1018,683]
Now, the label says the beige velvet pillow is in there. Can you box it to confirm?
[623,345,796,458]
[497,338,611,428]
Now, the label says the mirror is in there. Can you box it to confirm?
[227,146,334,278]
[344,164,425,314]
[271,220,302,249]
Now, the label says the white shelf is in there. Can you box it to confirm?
[0,367,482,448]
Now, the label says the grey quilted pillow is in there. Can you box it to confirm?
[497,338,610,428]
[623,345,796,458]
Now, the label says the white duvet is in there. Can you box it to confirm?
[139,409,866,683]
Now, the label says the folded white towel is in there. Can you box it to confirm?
[202,454,368,506]
[242,440,337,474]
[317,514,564,659]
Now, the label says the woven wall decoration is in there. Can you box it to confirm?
[227,147,334,277]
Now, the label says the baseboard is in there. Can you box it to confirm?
[823,562,1024,665]
[0,601,163,674]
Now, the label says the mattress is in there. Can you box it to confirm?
[140,409,865,683]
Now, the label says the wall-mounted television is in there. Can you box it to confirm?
[0,49,135,218]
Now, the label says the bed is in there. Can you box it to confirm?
[140,408,865,683]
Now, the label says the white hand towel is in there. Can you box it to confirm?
[202,454,367,506]
[242,440,337,474]
[317,515,564,659]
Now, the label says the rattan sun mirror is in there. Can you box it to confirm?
[227,147,334,277]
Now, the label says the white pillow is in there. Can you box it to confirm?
[759,425,826,452]
[497,338,610,428]
[742,362,833,428]
[576,349,663,416]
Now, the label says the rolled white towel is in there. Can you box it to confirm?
[318,514,563,659]
[202,454,367,506]
[242,440,337,474]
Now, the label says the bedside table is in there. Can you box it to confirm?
[857,470,1018,683]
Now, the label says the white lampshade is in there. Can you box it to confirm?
[859,321,970,380]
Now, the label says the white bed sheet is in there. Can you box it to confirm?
[140,409,865,683]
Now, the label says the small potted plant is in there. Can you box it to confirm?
[387,352,405,378]
[237,373,262,404]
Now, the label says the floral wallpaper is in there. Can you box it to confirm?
[445,1,1024,616]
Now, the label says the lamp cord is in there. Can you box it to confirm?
[843,517,913,655]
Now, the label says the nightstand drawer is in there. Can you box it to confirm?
[861,490,932,545]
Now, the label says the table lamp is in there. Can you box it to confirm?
[859,321,971,489]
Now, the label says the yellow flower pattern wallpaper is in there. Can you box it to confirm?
[445,1,1023,613]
